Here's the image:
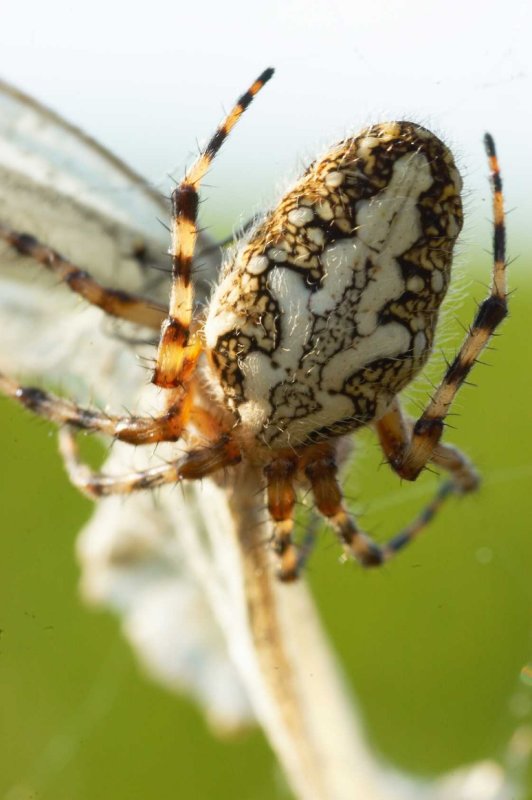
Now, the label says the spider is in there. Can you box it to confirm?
[0,68,508,581]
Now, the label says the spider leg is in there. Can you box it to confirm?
[0,223,167,329]
[430,441,479,493]
[153,67,274,390]
[302,444,384,567]
[0,373,194,444]
[303,439,474,568]
[58,426,241,498]
[264,455,301,581]
[361,397,479,559]
[396,133,508,480]
[375,398,479,493]
[294,510,322,575]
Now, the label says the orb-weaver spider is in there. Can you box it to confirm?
[0,68,507,580]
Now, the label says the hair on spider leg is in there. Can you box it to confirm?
[194,225,215,241]
[339,487,365,511]
[193,135,204,159]
[13,411,55,435]
[135,353,157,365]
[449,315,472,337]
[190,261,217,279]
[165,173,180,190]
[241,527,278,558]
[134,364,157,380]
[145,262,173,275]
[194,184,220,194]
[376,454,394,472]
[101,320,159,349]
[251,480,269,499]
[460,378,479,389]
[156,217,172,233]
[169,479,187,503]
[200,216,258,256]
[146,483,165,511]
[402,395,427,415]
[421,464,442,479]
[500,256,519,273]
[471,357,493,368]
[116,403,139,420]
[435,347,453,370]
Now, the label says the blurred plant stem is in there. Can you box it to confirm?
[195,463,524,800]
[225,464,388,800]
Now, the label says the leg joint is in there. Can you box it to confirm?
[473,294,508,331]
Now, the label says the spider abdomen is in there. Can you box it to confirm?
[205,122,463,449]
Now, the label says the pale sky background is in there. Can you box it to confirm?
[0,0,530,267]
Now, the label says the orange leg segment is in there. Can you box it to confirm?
[302,445,383,567]
[59,428,241,499]
[375,398,479,493]
[152,68,274,390]
[0,372,193,445]
[264,456,301,581]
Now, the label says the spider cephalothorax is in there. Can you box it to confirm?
[0,69,507,580]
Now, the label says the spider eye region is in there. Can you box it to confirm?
[204,122,463,450]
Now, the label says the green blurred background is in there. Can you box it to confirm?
[1,242,531,799]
